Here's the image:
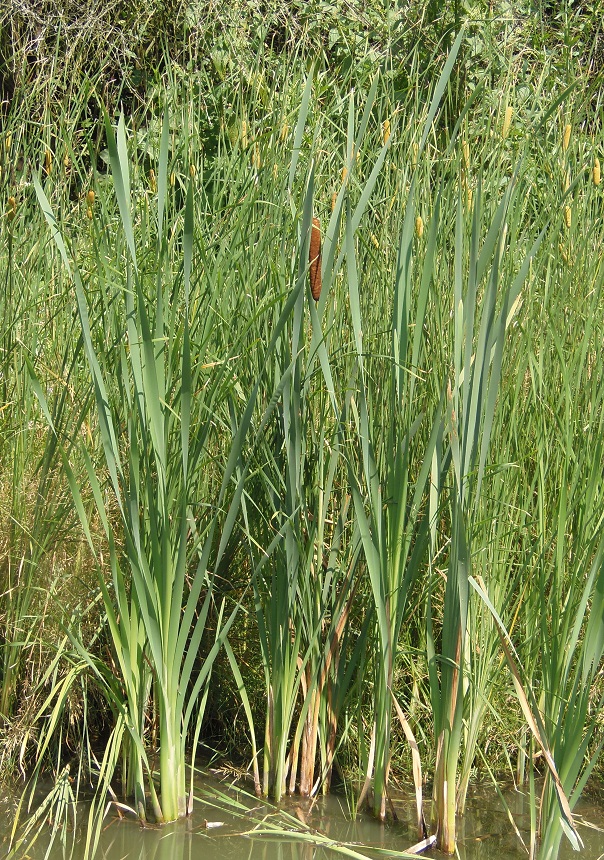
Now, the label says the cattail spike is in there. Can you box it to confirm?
[563,123,572,152]
[309,217,322,302]
[502,105,513,140]
[382,119,390,146]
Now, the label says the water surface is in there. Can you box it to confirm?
[5,773,604,860]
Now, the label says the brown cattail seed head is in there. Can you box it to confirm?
[593,158,601,186]
[44,149,52,174]
[149,169,157,192]
[562,123,571,151]
[382,119,390,146]
[502,105,513,140]
[415,215,424,238]
[309,217,322,302]
[564,205,571,228]
[86,189,95,207]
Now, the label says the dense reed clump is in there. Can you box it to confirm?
[1,4,604,860]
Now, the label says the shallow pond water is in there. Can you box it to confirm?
[4,773,604,860]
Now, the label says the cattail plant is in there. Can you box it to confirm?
[31,109,299,829]
[593,157,600,186]
[348,32,464,830]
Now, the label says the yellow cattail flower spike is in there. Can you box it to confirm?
[86,189,95,207]
[189,163,196,178]
[149,169,157,192]
[5,134,11,152]
[502,105,513,140]
[7,196,16,221]
[415,215,424,238]
[170,171,176,187]
[562,123,571,152]
[87,207,93,220]
[382,120,390,146]
[593,158,601,186]
[44,149,52,174]
[564,206,571,229]
[341,165,348,184]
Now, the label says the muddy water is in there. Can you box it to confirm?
[4,775,604,860]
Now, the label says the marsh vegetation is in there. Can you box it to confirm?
[1,2,603,858]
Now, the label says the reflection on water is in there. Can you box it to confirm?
[5,774,604,860]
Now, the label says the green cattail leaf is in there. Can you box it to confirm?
[353,73,380,159]
[157,105,170,247]
[418,28,464,156]
[105,111,138,271]
[288,69,313,192]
